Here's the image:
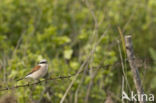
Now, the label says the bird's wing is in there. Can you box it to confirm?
[26,65,41,75]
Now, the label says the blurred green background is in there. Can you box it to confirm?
[0,0,156,103]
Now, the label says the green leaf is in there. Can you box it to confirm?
[64,49,73,59]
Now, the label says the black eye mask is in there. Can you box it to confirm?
[39,61,47,64]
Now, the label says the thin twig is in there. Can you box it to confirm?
[85,67,100,103]
[0,75,72,91]
[60,29,108,103]
[117,40,131,91]
[74,64,88,103]
[0,64,110,92]
[122,76,125,103]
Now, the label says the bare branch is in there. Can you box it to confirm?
[0,64,111,92]
[0,75,72,91]
[125,35,146,103]
[60,28,108,103]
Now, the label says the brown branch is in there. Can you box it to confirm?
[0,75,72,92]
[125,35,146,103]
[0,64,111,92]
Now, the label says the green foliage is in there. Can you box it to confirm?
[0,0,155,103]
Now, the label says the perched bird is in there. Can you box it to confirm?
[17,59,48,81]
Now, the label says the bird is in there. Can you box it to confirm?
[17,59,48,81]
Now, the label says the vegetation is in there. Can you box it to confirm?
[0,0,155,103]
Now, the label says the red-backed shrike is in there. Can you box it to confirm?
[18,59,48,81]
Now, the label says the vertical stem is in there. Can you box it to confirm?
[125,35,146,103]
